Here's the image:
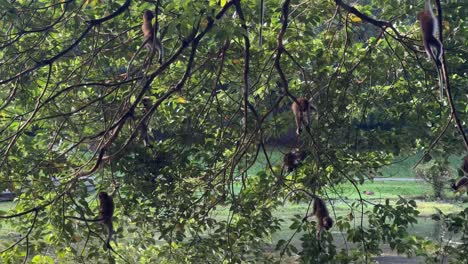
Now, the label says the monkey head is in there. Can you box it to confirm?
[142,96,152,112]
[98,192,109,200]
[98,192,114,221]
[322,216,334,230]
[416,11,424,21]
[294,149,309,160]
[143,10,154,20]
[451,179,457,191]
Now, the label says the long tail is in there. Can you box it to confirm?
[428,53,444,100]
[157,40,164,64]
[105,220,114,249]
[436,65,444,100]
[283,188,318,205]
[126,39,149,78]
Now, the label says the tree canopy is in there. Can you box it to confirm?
[0,0,467,263]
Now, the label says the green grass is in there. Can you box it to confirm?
[0,201,14,211]
[0,201,16,249]
[249,149,465,179]
[330,180,433,200]
[379,153,465,178]
[247,146,285,175]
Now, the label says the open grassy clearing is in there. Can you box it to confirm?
[249,150,465,179]
[329,180,433,200]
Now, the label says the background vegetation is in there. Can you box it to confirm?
[0,0,467,263]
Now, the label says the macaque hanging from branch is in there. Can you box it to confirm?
[291,97,317,136]
[417,0,444,99]
[67,191,115,249]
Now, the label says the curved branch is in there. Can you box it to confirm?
[0,0,131,85]
[435,0,468,150]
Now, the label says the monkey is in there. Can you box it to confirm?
[462,155,468,175]
[98,192,115,249]
[417,0,444,99]
[142,10,163,65]
[66,192,115,249]
[451,176,468,195]
[283,189,333,240]
[283,148,308,173]
[307,196,334,240]
[126,10,164,78]
[24,124,40,137]
[291,97,317,135]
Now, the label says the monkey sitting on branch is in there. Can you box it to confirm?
[283,148,309,173]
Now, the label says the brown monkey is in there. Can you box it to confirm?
[451,177,468,195]
[283,148,308,173]
[142,96,152,113]
[307,197,334,240]
[462,155,468,175]
[142,10,163,64]
[66,192,115,249]
[98,192,115,249]
[417,0,444,99]
[291,98,316,135]
[282,189,333,240]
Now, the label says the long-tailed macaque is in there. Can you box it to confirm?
[307,197,334,240]
[451,176,468,195]
[291,98,316,135]
[67,192,115,249]
[98,192,115,249]
[283,148,308,173]
[142,10,163,64]
[283,189,333,240]
[462,155,468,175]
[417,0,444,99]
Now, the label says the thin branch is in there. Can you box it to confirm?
[434,0,468,150]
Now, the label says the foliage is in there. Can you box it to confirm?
[414,157,452,199]
[421,207,468,263]
[0,0,467,263]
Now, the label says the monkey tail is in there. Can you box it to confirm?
[157,42,164,64]
[427,43,444,100]
[105,220,114,249]
[436,65,444,100]
[126,39,149,78]
[283,188,318,205]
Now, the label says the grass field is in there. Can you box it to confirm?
[249,150,464,179]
